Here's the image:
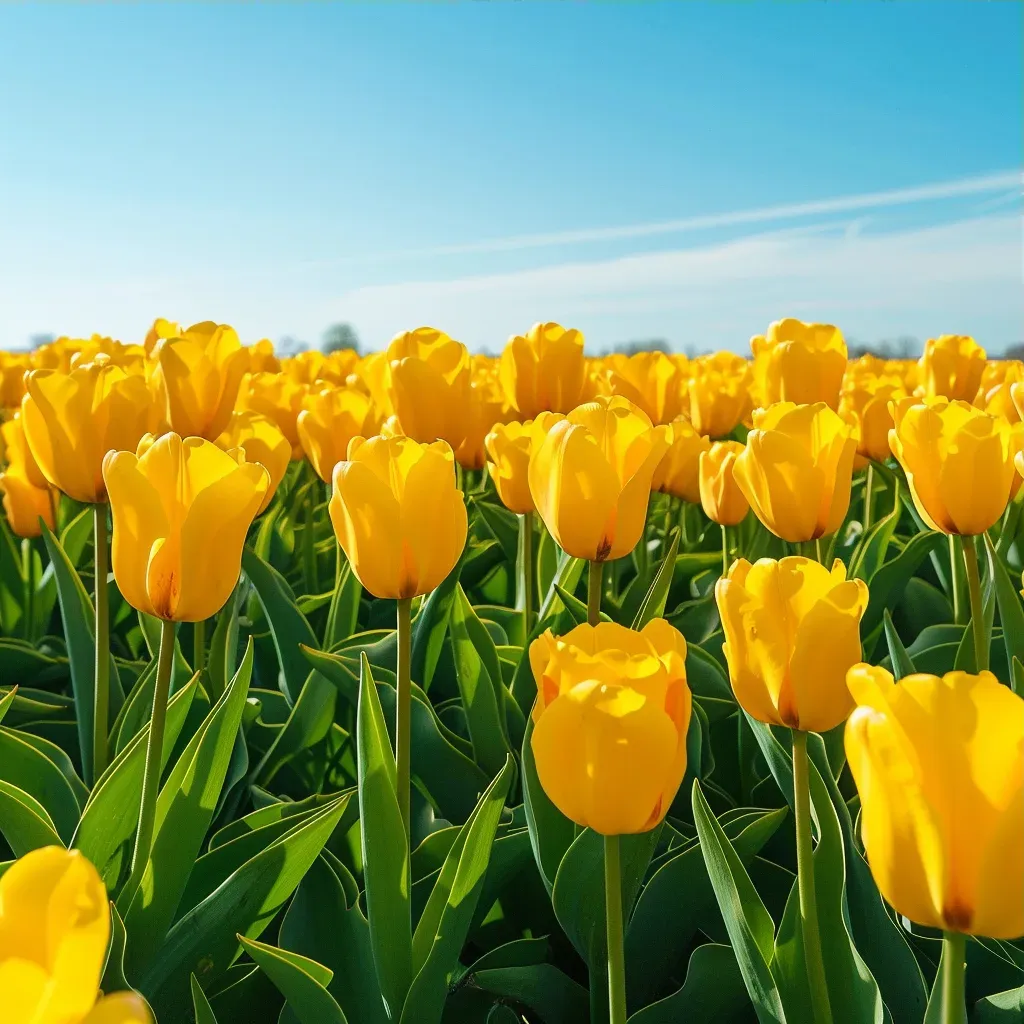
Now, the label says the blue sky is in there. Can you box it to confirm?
[0,3,1020,354]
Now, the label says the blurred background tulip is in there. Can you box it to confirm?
[238,371,311,459]
[216,410,291,513]
[499,322,587,417]
[651,416,711,504]
[751,317,847,410]
[699,440,749,528]
[604,350,686,424]
[0,412,56,538]
[485,415,563,515]
[918,334,986,402]
[686,352,753,438]
[297,385,381,483]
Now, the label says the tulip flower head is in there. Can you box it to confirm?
[297,386,381,483]
[686,354,753,438]
[839,377,907,465]
[455,376,508,470]
[733,402,858,543]
[484,413,563,515]
[889,396,1015,536]
[604,350,686,424]
[751,318,847,410]
[650,416,711,504]
[238,372,310,458]
[529,396,669,561]
[845,665,1024,939]
[329,434,468,600]
[699,440,749,526]
[917,334,986,402]
[530,619,691,835]
[716,556,869,733]
[0,846,150,1023]
[0,414,55,538]
[499,322,588,417]
[216,410,291,513]
[103,433,269,622]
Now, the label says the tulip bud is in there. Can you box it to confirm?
[716,556,869,733]
[103,433,268,621]
[329,434,467,599]
[604,351,686,424]
[845,665,1024,939]
[529,396,669,562]
[0,846,151,1022]
[529,619,691,835]
[750,318,847,410]
[699,441,749,526]
[216,410,291,513]
[22,358,157,504]
[651,417,711,504]
[733,402,857,543]
[889,397,1015,536]
[918,334,986,402]
[499,322,588,417]
[296,386,381,483]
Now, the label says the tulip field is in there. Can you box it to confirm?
[1,319,1023,1024]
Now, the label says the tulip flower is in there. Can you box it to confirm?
[975,360,1024,422]
[716,556,869,733]
[384,327,471,448]
[839,378,906,466]
[530,618,691,834]
[699,441,749,528]
[0,351,32,409]
[0,415,55,537]
[216,410,292,513]
[154,322,249,441]
[686,354,752,438]
[604,351,686,424]
[329,434,467,601]
[103,433,269,622]
[750,317,847,410]
[0,846,150,1023]
[499,322,588,417]
[485,415,562,516]
[733,402,858,543]
[888,397,1015,537]
[650,417,711,505]
[918,334,986,402]
[530,396,669,563]
[297,386,381,483]
[455,378,508,470]
[248,337,283,374]
[238,372,310,458]
[21,358,157,504]
[143,316,180,355]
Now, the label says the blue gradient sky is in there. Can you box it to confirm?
[0,3,1020,353]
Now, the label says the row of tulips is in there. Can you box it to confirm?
[0,316,1020,1024]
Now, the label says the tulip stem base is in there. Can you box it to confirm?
[93,504,110,784]
[119,618,175,914]
[721,524,730,577]
[588,560,604,627]
[940,931,967,1024]
[519,513,534,640]
[604,834,628,1024]
[792,729,832,1024]
[961,536,987,671]
[194,618,206,675]
[396,597,412,843]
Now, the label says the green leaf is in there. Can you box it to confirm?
[862,530,944,636]
[0,778,64,854]
[411,555,464,690]
[552,584,590,626]
[402,756,516,1024]
[121,641,255,976]
[691,780,785,1024]
[985,534,1024,686]
[449,586,514,776]
[1013,658,1024,697]
[101,903,131,993]
[206,583,241,700]
[972,984,1024,1023]
[239,936,348,1024]
[473,498,519,565]
[191,975,221,1024]
[357,653,412,1020]
[467,963,589,1024]
[521,717,575,895]
[883,609,916,680]
[631,528,679,629]
[142,795,348,1019]
[324,558,362,650]
[849,490,900,584]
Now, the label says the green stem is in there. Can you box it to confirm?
[302,469,317,595]
[396,597,412,844]
[519,513,534,642]
[721,523,730,577]
[814,537,824,565]
[661,496,672,548]
[961,535,987,671]
[119,618,175,911]
[792,729,832,1024]
[20,539,33,641]
[940,931,967,1024]
[680,502,690,547]
[604,834,627,1024]
[864,464,875,532]
[950,533,966,625]
[194,618,206,675]
[92,504,110,784]
[588,560,604,627]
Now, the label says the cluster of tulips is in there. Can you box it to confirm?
[0,316,1021,1024]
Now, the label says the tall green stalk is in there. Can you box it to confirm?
[194,618,206,675]
[519,513,534,642]
[119,618,175,911]
[721,524,729,577]
[864,463,875,531]
[396,597,413,842]
[20,539,33,640]
[302,469,317,595]
[940,931,967,1024]
[792,729,832,1024]
[588,560,604,627]
[961,535,987,671]
[604,834,627,1024]
[950,534,966,625]
[92,504,110,784]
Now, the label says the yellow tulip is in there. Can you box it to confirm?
[155,322,250,441]
[699,441,749,526]
[238,372,310,458]
[975,360,1024,422]
[0,846,150,1023]
[716,556,869,733]
[499,322,587,417]
[733,402,858,543]
[143,316,180,356]
[529,396,669,562]
[22,357,157,504]
[750,318,847,410]
[0,469,54,538]
[918,334,986,402]
[247,338,283,374]
[529,619,691,835]
[329,434,467,599]
[845,665,1024,939]
[839,377,906,465]
[604,351,686,424]
[455,379,508,470]
[296,386,381,483]
[216,411,291,513]
[484,414,563,515]
[650,417,711,504]
[686,354,752,438]
[889,397,1014,536]
[385,327,471,448]
[0,352,32,409]
[103,433,268,621]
